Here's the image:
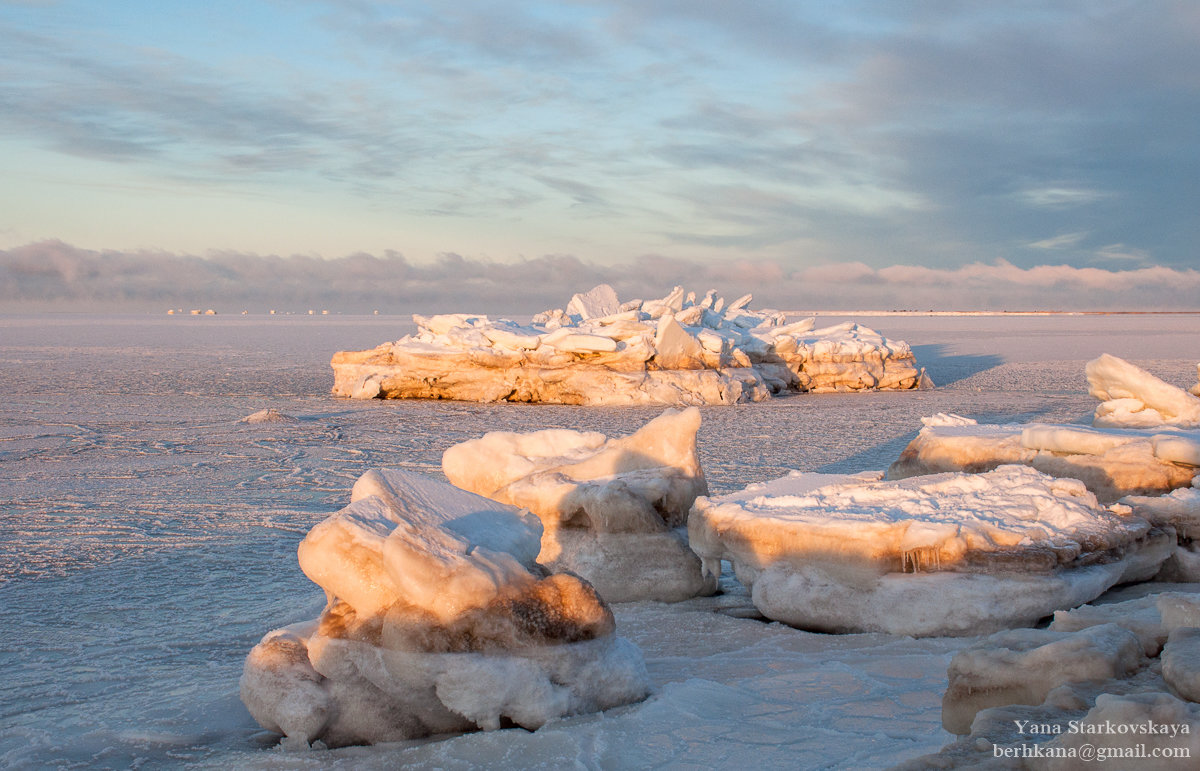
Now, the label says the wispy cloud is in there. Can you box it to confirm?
[1016,187,1112,208]
[1028,232,1088,250]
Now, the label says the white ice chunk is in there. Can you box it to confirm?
[891,419,1197,503]
[690,465,1170,637]
[240,408,298,424]
[444,408,715,602]
[922,413,977,427]
[1161,628,1200,703]
[1087,353,1200,428]
[240,623,330,749]
[566,284,621,321]
[482,324,542,350]
[243,469,650,747]
[1050,592,1200,656]
[1153,433,1200,466]
[653,316,705,370]
[1021,424,1143,456]
[941,624,1145,734]
[1122,487,1200,540]
[541,328,619,353]
[300,470,541,621]
[415,313,489,337]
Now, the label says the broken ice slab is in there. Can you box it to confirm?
[888,415,1199,504]
[1087,353,1200,428]
[688,465,1173,637]
[443,408,716,603]
[241,468,649,749]
[904,588,1200,769]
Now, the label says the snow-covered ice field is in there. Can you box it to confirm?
[2,312,1198,769]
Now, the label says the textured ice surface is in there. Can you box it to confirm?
[689,465,1170,636]
[4,312,1200,768]
[330,285,926,405]
[443,408,714,602]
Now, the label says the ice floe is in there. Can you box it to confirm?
[902,587,1200,768]
[890,355,1200,588]
[888,416,1199,503]
[331,284,928,405]
[1087,353,1200,428]
[688,465,1173,637]
[443,408,715,602]
[240,468,649,748]
[940,623,1147,735]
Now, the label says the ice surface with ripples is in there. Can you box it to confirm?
[3,312,1199,769]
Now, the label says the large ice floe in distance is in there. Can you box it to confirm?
[443,408,715,603]
[240,468,649,748]
[688,465,1173,637]
[331,284,928,405]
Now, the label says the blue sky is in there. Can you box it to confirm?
[1,1,1198,309]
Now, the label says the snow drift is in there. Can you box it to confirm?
[331,284,927,406]
[442,408,715,602]
[240,469,649,748]
[688,465,1173,637]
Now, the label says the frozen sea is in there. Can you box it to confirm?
[2,312,1198,770]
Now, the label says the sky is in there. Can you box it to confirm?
[1,0,1198,311]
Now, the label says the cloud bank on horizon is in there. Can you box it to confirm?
[0,1,1197,310]
[5,240,1199,313]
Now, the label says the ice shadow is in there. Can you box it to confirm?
[815,433,917,475]
[910,344,1003,387]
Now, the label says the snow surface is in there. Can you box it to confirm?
[3,312,1199,769]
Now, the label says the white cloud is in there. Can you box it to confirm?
[1028,232,1088,250]
[1016,187,1112,208]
